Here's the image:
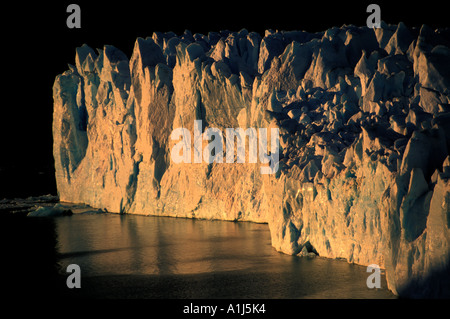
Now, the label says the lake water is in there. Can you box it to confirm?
[50,212,395,299]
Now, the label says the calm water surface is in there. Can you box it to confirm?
[55,213,395,299]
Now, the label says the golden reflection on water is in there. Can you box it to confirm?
[57,214,271,276]
[55,213,395,298]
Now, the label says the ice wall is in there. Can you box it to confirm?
[53,24,450,297]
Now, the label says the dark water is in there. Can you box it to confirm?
[47,213,395,299]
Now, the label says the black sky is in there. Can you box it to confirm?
[0,0,448,198]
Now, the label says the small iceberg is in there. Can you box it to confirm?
[28,203,73,217]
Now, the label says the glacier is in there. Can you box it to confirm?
[53,24,450,297]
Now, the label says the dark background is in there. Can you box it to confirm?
[1,0,448,198]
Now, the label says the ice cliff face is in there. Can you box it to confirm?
[53,24,450,297]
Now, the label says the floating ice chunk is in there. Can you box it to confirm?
[28,204,73,217]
